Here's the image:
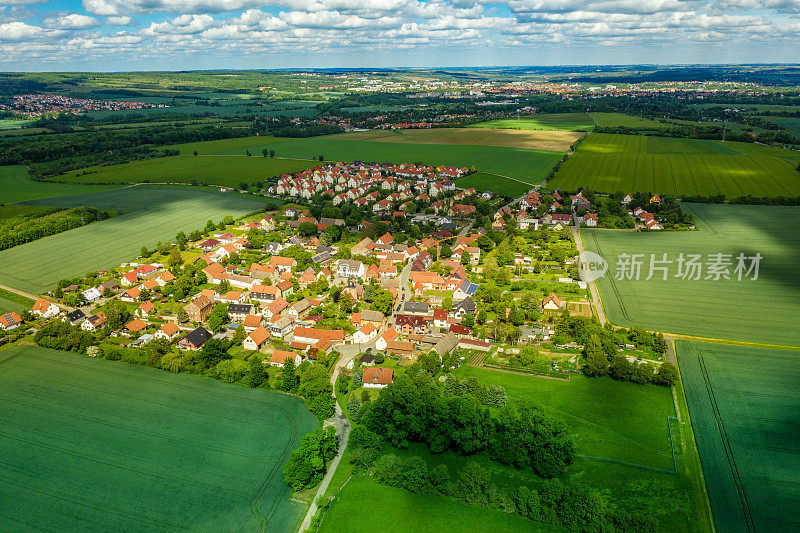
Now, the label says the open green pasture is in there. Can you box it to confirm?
[52,155,315,187]
[0,165,121,203]
[161,135,291,155]
[0,186,265,293]
[0,345,316,532]
[583,203,800,345]
[215,137,563,183]
[455,172,535,196]
[470,113,594,131]
[319,476,563,533]
[549,133,800,197]
[676,341,800,533]
[589,112,666,129]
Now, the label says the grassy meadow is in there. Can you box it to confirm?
[161,135,293,155]
[676,341,800,533]
[0,345,316,532]
[0,186,265,293]
[589,112,666,129]
[549,133,800,197]
[52,155,316,187]
[0,165,122,203]
[582,203,800,345]
[455,172,535,197]
[470,113,595,131]
[319,476,564,533]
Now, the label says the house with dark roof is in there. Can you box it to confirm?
[178,327,212,351]
[453,296,476,318]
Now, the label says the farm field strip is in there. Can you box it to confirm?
[550,133,800,196]
[469,113,595,131]
[0,186,265,294]
[590,112,665,129]
[0,165,122,203]
[52,155,316,187]
[214,137,564,184]
[582,203,800,345]
[0,345,316,533]
[676,341,800,533]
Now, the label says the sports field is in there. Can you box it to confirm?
[549,133,800,197]
[470,113,595,131]
[582,203,800,345]
[215,136,563,184]
[0,186,265,293]
[53,155,315,187]
[0,345,317,532]
[589,112,665,129]
[334,128,583,152]
[0,165,121,203]
[676,341,800,533]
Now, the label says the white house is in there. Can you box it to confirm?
[375,327,398,351]
[353,323,378,344]
[32,298,60,318]
[82,287,101,303]
[337,259,365,279]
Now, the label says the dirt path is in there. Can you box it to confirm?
[571,227,609,326]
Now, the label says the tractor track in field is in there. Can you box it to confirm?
[698,355,756,532]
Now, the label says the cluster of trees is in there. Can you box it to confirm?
[0,207,109,251]
[277,359,336,421]
[553,316,666,355]
[348,425,654,533]
[266,118,344,138]
[283,427,338,490]
[358,373,574,478]
[33,321,95,353]
[583,334,678,386]
[443,374,507,408]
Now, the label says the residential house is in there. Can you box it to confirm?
[375,327,398,351]
[453,297,476,318]
[362,367,394,389]
[154,322,181,341]
[271,350,301,368]
[123,318,147,336]
[403,301,430,316]
[270,316,295,338]
[243,326,270,351]
[63,309,86,325]
[32,298,60,318]
[184,295,214,322]
[135,301,155,318]
[82,287,101,303]
[288,298,312,319]
[228,303,253,321]
[337,259,365,279]
[262,297,289,320]
[0,312,23,331]
[178,327,212,351]
[353,323,378,343]
[395,314,428,336]
[81,312,107,331]
[542,292,565,310]
[120,272,138,287]
[243,314,265,332]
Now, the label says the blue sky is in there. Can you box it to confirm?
[0,0,798,70]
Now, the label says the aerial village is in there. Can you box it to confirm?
[3,161,679,390]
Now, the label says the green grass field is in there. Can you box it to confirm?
[0,345,317,532]
[0,186,265,293]
[0,166,122,203]
[470,113,594,131]
[549,133,800,197]
[319,476,564,533]
[0,287,34,314]
[455,172,534,197]
[589,112,666,129]
[676,341,800,533]
[161,135,292,155]
[583,203,800,345]
[53,155,315,187]
[215,137,563,184]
